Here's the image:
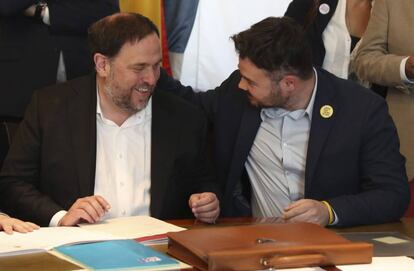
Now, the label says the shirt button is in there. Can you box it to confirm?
[122,211,126,215]
[119,154,122,159]
[120,182,124,187]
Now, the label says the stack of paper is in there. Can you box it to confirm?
[1,216,189,270]
[0,227,120,257]
[79,216,186,245]
[338,256,414,271]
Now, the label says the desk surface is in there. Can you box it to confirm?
[1,217,413,270]
[168,217,414,239]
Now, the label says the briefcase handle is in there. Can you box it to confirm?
[261,253,327,269]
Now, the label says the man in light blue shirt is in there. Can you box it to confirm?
[159,16,409,227]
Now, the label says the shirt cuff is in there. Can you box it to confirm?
[42,6,50,25]
[400,57,414,84]
[330,208,339,225]
[49,210,67,227]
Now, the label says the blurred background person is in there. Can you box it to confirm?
[0,1,119,118]
[284,0,373,83]
[353,0,414,180]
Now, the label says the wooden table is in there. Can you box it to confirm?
[1,218,413,270]
[168,217,414,238]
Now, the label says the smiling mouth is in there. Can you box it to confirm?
[134,86,151,93]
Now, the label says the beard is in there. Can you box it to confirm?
[247,92,283,108]
[104,78,154,114]
[246,85,287,109]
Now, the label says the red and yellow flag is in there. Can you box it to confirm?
[120,0,172,75]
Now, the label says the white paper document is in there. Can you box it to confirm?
[0,226,120,257]
[257,268,324,271]
[78,215,185,239]
[338,256,414,271]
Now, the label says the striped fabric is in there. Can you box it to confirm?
[164,0,199,54]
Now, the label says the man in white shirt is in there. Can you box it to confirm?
[0,13,220,227]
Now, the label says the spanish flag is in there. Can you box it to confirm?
[120,0,172,75]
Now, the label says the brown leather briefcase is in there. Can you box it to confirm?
[167,222,373,270]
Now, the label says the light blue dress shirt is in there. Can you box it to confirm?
[246,70,318,217]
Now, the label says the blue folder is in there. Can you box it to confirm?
[55,239,179,270]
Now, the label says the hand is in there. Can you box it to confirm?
[23,4,36,17]
[405,56,414,80]
[189,192,220,224]
[283,199,330,226]
[59,195,111,226]
[0,215,39,234]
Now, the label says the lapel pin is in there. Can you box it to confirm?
[320,105,334,118]
[319,3,330,15]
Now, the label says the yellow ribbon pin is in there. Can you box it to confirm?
[320,105,334,118]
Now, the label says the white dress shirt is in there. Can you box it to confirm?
[322,0,351,79]
[94,94,152,220]
[49,91,152,226]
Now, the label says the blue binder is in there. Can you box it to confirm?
[55,239,179,270]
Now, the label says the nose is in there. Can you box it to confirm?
[142,67,159,86]
[238,78,248,91]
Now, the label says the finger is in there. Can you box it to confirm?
[94,195,111,211]
[70,197,105,222]
[76,208,96,224]
[3,224,14,235]
[284,212,311,223]
[188,194,202,207]
[26,222,40,230]
[193,200,219,214]
[15,221,32,233]
[77,199,102,222]
[21,221,39,232]
[85,197,107,218]
[61,208,95,226]
[283,204,308,220]
[195,209,219,219]
[284,199,307,211]
[285,211,324,225]
[13,223,30,233]
[191,193,216,208]
[195,209,219,224]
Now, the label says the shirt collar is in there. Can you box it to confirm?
[305,68,318,121]
[96,87,152,127]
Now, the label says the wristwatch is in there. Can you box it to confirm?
[34,1,47,22]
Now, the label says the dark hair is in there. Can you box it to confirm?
[88,12,159,58]
[232,16,313,80]
[304,0,320,29]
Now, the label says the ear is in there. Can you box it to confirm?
[280,75,298,92]
[94,53,111,78]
